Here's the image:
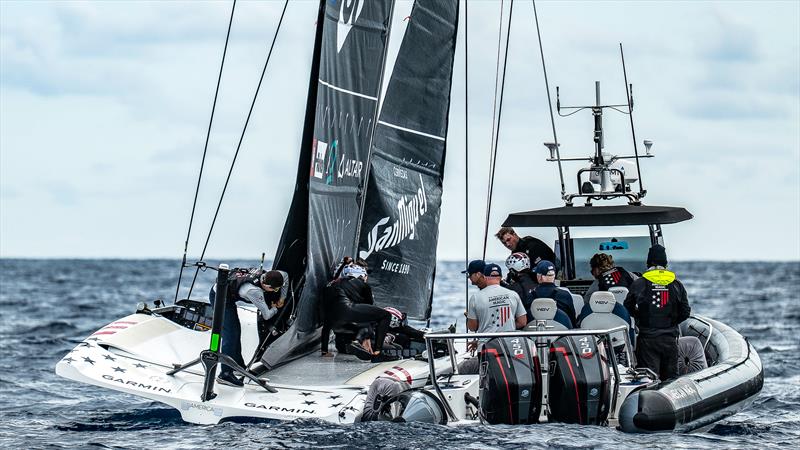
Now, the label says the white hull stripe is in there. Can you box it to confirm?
[378,120,446,142]
[318,79,377,101]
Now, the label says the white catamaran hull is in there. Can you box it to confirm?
[55,307,467,424]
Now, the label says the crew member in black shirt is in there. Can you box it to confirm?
[495,227,556,267]
[624,245,691,382]
[321,263,394,362]
[532,260,577,326]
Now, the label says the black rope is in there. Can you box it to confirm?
[620,43,645,197]
[187,0,290,298]
[532,0,565,200]
[173,0,237,304]
[482,0,514,259]
[464,0,470,315]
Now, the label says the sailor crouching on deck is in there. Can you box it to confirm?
[459,263,527,374]
[624,245,691,382]
[320,263,397,363]
[209,269,288,387]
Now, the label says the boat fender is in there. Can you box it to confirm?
[632,390,677,432]
[677,336,708,375]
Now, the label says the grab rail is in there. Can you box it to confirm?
[423,325,633,421]
[690,315,714,351]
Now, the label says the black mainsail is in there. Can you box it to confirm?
[356,1,460,320]
[266,0,394,367]
[266,0,459,368]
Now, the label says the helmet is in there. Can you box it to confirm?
[385,307,405,328]
[505,252,530,273]
[341,264,367,280]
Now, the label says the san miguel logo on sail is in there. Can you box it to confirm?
[359,173,429,261]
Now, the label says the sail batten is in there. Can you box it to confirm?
[377,120,447,141]
[318,79,379,101]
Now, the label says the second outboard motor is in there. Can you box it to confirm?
[479,337,542,424]
[549,335,611,425]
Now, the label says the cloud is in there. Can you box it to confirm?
[681,94,784,120]
[699,15,760,63]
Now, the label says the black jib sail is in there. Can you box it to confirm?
[356,1,460,320]
[264,0,394,368]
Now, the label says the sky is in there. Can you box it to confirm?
[1,0,798,262]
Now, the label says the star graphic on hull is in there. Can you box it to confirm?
[134,363,147,369]
[83,357,95,365]
[299,392,313,397]
[329,394,341,399]
[63,357,76,364]
[303,400,316,405]
[330,402,342,408]
[103,355,116,361]
[112,366,126,373]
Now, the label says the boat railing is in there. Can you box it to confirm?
[689,315,714,351]
[423,325,634,421]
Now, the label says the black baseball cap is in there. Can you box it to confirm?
[461,259,486,276]
[534,260,556,276]
[483,263,502,277]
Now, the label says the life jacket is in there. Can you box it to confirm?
[597,266,634,291]
[508,271,538,310]
[226,268,263,302]
[635,269,680,330]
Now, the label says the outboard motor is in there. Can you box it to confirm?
[549,335,611,425]
[478,337,542,424]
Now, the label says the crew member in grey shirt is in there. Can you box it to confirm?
[467,263,527,337]
[209,269,288,387]
[459,263,527,374]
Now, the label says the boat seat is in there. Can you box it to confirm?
[607,286,629,304]
[580,292,629,349]
[525,298,569,331]
[571,294,585,319]
[678,336,708,375]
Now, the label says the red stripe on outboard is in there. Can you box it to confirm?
[551,346,583,423]
[392,366,413,384]
[485,348,514,422]
[101,325,129,330]
[92,331,117,335]
[112,321,138,325]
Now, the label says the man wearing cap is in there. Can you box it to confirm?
[466,263,528,336]
[209,269,289,387]
[624,245,691,382]
[461,259,488,289]
[532,260,577,327]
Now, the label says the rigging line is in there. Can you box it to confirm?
[482,0,514,259]
[619,43,645,198]
[173,0,237,304]
[481,0,505,259]
[464,0,470,315]
[187,0,290,299]
[532,0,565,200]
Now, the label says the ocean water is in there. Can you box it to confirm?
[0,259,798,449]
